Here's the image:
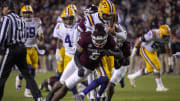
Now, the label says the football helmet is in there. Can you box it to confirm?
[61,7,76,28]
[158,25,171,38]
[66,4,77,13]
[98,0,116,23]
[21,5,33,21]
[91,23,108,48]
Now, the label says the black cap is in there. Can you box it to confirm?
[2,0,15,10]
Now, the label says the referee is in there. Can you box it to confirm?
[0,1,42,101]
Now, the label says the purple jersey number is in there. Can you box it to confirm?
[26,27,35,38]
[65,34,72,47]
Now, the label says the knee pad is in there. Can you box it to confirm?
[153,69,160,75]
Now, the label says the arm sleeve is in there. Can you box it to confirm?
[115,24,127,40]
[77,32,87,48]
[74,50,83,68]
[0,16,10,44]
[53,23,61,39]
[140,31,153,42]
[109,35,116,50]
[72,29,80,51]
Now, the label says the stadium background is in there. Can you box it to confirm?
[0,0,180,101]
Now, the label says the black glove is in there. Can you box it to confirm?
[152,41,160,49]
[104,50,111,56]
[78,67,85,77]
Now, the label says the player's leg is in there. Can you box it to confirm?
[25,47,39,97]
[51,60,92,101]
[80,62,109,101]
[63,55,80,100]
[57,47,65,79]
[152,54,168,91]
[107,66,127,101]
[45,59,76,101]
[16,71,23,90]
[128,48,150,88]
[87,72,96,101]
[141,48,167,91]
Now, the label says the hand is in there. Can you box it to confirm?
[78,67,85,77]
[106,23,115,34]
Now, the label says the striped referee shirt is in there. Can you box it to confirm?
[0,11,26,48]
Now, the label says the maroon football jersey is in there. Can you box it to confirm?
[78,32,115,70]
[121,41,131,58]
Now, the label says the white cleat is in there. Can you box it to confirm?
[24,89,33,98]
[127,74,136,88]
[15,76,22,91]
[156,86,168,92]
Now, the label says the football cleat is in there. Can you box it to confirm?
[24,88,33,98]
[79,93,85,101]
[35,97,43,101]
[127,74,136,88]
[73,94,82,101]
[15,76,22,91]
[120,78,125,88]
[156,86,168,92]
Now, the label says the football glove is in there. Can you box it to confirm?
[78,67,85,77]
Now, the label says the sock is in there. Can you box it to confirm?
[132,70,142,79]
[97,77,109,96]
[71,86,78,95]
[155,77,164,87]
[19,74,23,80]
[83,78,99,95]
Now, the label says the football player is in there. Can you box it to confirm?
[106,32,131,101]
[45,23,118,101]
[15,3,44,97]
[78,0,127,100]
[53,6,81,100]
[128,25,171,91]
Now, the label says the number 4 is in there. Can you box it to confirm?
[65,35,72,47]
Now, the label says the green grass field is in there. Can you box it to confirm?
[2,71,180,101]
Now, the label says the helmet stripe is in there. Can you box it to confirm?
[107,0,113,13]
[165,25,170,35]
[66,8,69,17]
[26,5,28,11]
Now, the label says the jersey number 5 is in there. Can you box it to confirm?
[65,34,72,47]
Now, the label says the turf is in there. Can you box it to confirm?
[2,71,180,101]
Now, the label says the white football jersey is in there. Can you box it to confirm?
[84,12,127,42]
[84,12,122,31]
[24,18,42,47]
[141,29,170,52]
[53,22,80,57]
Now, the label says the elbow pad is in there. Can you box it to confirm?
[74,50,83,68]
